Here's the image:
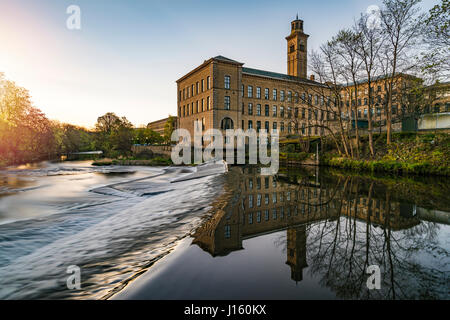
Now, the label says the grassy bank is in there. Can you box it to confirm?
[320,132,450,176]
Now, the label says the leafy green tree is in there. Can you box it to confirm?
[94,112,134,157]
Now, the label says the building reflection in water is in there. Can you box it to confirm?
[192,166,449,299]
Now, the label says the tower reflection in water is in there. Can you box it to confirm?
[192,166,449,299]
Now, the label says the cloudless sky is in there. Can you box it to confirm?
[0,0,438,128]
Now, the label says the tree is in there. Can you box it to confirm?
[335,29,364,158]
[379,0,423,144]
[420,0,450,82]
[94,112,134,157]
[0,74,55,165]
[354,14,385,156]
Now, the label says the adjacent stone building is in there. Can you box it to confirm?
[147,116,177,137]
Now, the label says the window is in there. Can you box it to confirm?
[265,105,269,116]
[315,95,319,105]
[288,91,292,102]
[265,210,269,221]
[201,99,204,112]
[256,121,261,132]
[207,96,210,110]
[392,104,398,114]
[272,106,277,117]
[221,117,234,130]
[224,225,231,239]
[265,88,269,100]
[272,193,277,204]
[273,89,277,101]
[264,194,269,205]
[272,208,277,220]
[257,194,262,206]
[201,79,204,92]
[248,103,253,115]
[207,76,211,90]
[248,86,253,98]
[224,96,230,110]
[256,104,261,116]
[364,108,368,118]
[248,120,253,129]
[257,211,261,223]
[280,122,285,132]
[301,108,306,119]
[224,76,230,89]
[249,179,253,189]
[256,87,261,99]
[265,121,269,132]
[273,122,277,132]
[196,82,199,94]
[280,90,285,102]
[248,213,253,224]
[249,194,253,208]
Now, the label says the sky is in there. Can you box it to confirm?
[0,0,439,129]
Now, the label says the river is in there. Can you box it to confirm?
[0,162,449,299]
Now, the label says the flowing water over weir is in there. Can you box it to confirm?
[0,161,225,299]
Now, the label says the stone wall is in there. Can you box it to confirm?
[132,145,172,157]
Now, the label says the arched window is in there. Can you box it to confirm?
[221,117,234,130]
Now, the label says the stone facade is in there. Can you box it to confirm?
[147,116,177,136]
[176,18,335,144]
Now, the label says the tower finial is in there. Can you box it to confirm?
[296,13,298,20]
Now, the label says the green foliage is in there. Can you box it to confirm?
[133,127,164,145]
[94,112,134,157]
[0,76,56,165]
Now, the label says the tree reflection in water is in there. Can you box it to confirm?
[192,166,450,300]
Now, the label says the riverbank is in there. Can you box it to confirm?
[320,132,450,176]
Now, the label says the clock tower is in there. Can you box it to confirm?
[286,15,309,79]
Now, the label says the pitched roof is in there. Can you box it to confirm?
[242,67,323,86]
[213,55,243,65]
